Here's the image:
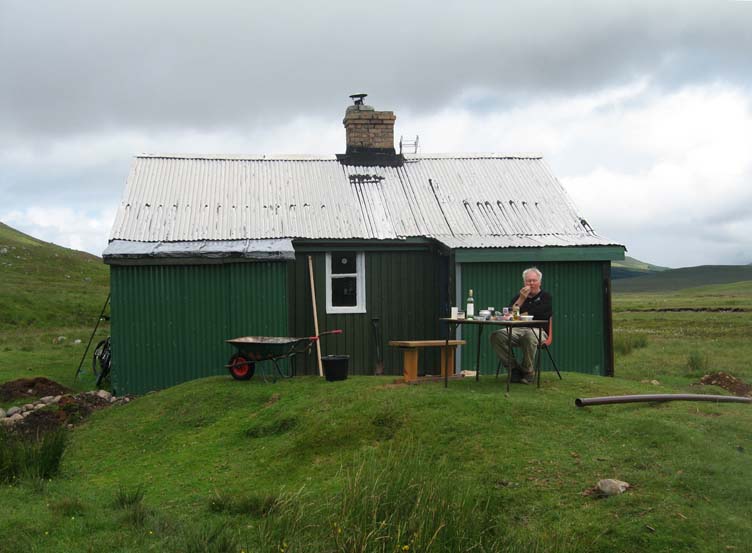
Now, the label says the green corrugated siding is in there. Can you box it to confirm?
[110,262,288,395]
[459,261,608,376]
[292,250,443,375]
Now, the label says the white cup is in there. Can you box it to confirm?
[450,306,458,319]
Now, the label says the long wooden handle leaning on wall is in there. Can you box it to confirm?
[308,255,324,377]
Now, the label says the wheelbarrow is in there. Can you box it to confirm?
[225,330,342,381]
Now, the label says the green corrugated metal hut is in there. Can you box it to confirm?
[103,96,624,394]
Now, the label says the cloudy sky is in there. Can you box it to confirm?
[1,0,750,267]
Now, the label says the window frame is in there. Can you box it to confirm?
[325,251,366,314]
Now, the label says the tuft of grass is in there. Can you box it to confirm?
[121,502,149,528]
[170,520,240,553]
[50,497,87,517]
[113,483,145,509]
[370,408,404,440]
[326,445,508,552]
[0,429,67,483]
[613,332,648,355]
[686,351,710,375]
[208,489,276,517]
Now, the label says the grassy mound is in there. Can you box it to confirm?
[1,374,750,552]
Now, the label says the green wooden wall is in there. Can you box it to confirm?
[458,261,610,376]
[110,262,289,395]
[291,249,444,375]
[110,252,613,392]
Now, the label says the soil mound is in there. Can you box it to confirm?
[0,377,72,402]
[2,378,133,440]
[8,393,117,440]
[700,372,752,397]
[8,410,65,440]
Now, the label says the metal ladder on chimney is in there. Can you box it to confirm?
[399,135,419,154]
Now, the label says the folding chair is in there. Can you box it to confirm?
[495,317,562,387]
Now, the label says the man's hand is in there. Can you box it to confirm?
[519,286,531,299]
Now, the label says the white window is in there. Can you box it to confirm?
[326,251,366,314]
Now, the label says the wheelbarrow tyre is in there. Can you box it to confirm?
[229,354,255,380]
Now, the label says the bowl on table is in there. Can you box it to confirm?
[520,315,534,321]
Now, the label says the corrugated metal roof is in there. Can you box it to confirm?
[108,153,620,249]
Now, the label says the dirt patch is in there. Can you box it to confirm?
[7,410,66,440]
[0,377,72,402]
[57,393,114,422]
[2,382,133,440]
[700,372,752,397]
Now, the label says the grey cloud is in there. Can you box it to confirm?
[1,161,127,209]
[2,0,751,140]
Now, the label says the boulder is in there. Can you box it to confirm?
[7,406,21,417]
[0,408,5,418]
[96,390,112,401]
[597,479,631,496]
[41,396,56,404]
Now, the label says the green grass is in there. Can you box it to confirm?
[0,430,67,483]
[113,484,146,509]
[0,222,109,330]
[0,373,750,552]
[611,283,752,386]
[612,333,648,356]
[613,280,752,311]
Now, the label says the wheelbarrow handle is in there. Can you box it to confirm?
[308,329,343,340]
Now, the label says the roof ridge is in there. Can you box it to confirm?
[135,152,544,161]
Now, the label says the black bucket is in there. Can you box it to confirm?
[322,355,349,381]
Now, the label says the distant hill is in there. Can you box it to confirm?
[611,256,670,280]
[612,264,752,293]
[0,222,109,329]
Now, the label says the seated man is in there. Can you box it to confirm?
[489,267,552,384]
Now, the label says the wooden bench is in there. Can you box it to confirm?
[388,340,466,382]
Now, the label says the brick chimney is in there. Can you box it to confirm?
[343,94,396,155]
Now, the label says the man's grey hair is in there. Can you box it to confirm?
[522,267,542,281]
